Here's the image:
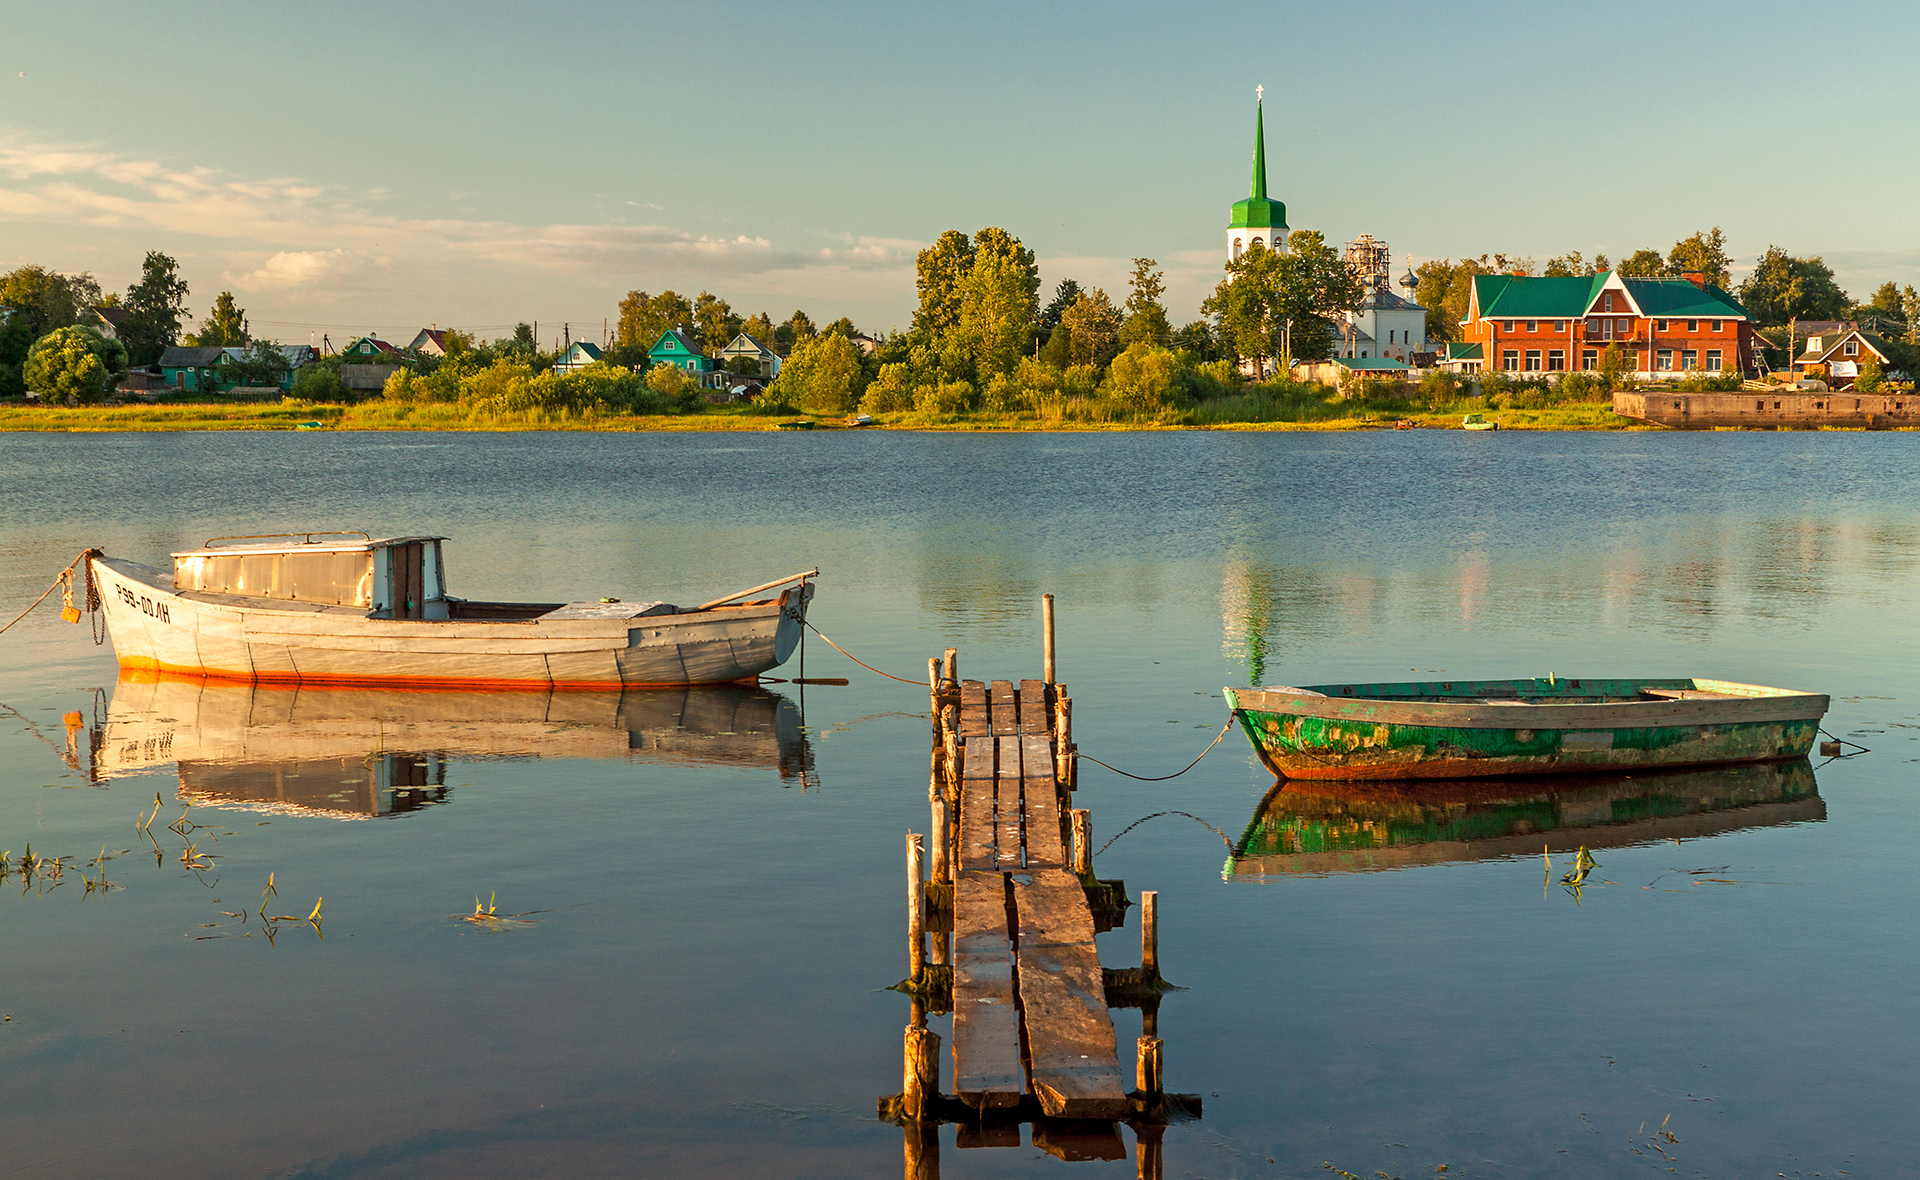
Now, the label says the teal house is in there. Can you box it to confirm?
[648,328,715,375]
[158,346,226,392]
[552,341,603,374]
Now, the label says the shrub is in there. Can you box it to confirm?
[861,363,915,413]
[24,325,126,405]
[913,379,973,416]
[291,359,348,401]
[1420,369,1459,408]
[980,372,1026,413]
[1102,342,1179,413]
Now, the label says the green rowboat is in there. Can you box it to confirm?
[1223,677,1828,781]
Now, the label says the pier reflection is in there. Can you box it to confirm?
[1228,759,1822,879]
[94,671,813,818]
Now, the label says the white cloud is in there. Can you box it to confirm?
[226,249,350,291]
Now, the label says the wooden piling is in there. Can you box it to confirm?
[904,1118,941,1180]
[930,795,950,885]
[1071,809,1092,877]
[928,657,942,720]
[1136,1036,1163,1097]
[943,647,957,691]
[1134,1122,1164,1180]
[1042,593,1056,684]
[908,832,926,983]
[1141,890,1158,978]
[904,1024,942,1119]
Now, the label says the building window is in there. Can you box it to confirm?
[1706,350,1722,371]
[1232,238,1242,259]
[1756,400,1765,411]
[1250,236,1263,250]
[1524,350,1542,371]
[1687,320,1698,332]
[1655,319,1668,331]
[1548,349,1565,370]
[1604,292,1616,312]
[1617,318,1631,334]
[1555,320,1566,331]
[1711,320,1722,331]
[1526,320,1537,332]
[1681,350,1698,370]
[1502,350,1519,371]
[1503,321,1514,332]
[1582,350,1598,369]
[1844,341,1859,356]
[1656,350,1674,371]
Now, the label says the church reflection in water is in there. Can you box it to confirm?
[1228,759,1822,879]
[94,671,813,819]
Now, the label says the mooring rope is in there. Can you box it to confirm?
[800,620,926,685]
[0,549,101,639]
[1096,810,1233,856]
[1076,713,1238,782]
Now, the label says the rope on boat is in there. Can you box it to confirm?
[0,549,103,641]
[1076,713,1238,782]
[1096,810,1232,856]
[799,620,926,685]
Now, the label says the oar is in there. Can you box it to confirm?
[695,568,820,612]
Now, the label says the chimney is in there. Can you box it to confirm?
[1681,271,1706,289]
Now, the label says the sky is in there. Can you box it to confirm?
[3,0,1918,348]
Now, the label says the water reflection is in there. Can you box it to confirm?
[1228,759,1822,878]
[95,672,813,818]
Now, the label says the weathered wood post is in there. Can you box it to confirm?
[1054,689,1073,789]
[1042,592,1056,685]
[927,657,942,724]
[1134,1120,1164,1180]
[903,1106,941,1180]
[907,832,925,984]
[1136,1035,1163,1097]
[930,793,950,885]
[1141,890,1159,978]
[903,1024,942,1120]
[943,646,957,691]
[1070,809,1092,877]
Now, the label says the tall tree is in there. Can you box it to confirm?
[1059,287,1123,371]
[616,290,693,349]
[782,309,818,351]
[692,291,740,353]
[1038,279,1082,338]
[0,265,101,339]
[1120,258,1171,348]
[1273,230,1364,362]
[119,252,189,366]
[1666,227,1732,288]
[1203,242,1284,377]
[914,230,976,335]
[1737,246,1849,325]
[955,251,1037,378]
[1617,249,1666,278]
[1866,281,1904,318]
[742,312,776,345]
[971,227,1040,304]
[188,291,249,347]
[24,325,128,405]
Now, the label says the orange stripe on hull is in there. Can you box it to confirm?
[115,656,758,692]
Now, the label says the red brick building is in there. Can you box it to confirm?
[1447,271,1761,378]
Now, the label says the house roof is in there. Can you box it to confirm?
[411,328,447,350]
[158,346,226,368]
[1359,287,1424,312]
[1804,325,1892,366]
[1471,272,1750,321]
[558,341,603,361]
[1445,342,1484,360]
[90,305,131,328]
[649,328,704,356]
[1336,356,1410,371]
[722,332,777,356]
[346,335,398,354]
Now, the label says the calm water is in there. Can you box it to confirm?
[1,430,1915,1179]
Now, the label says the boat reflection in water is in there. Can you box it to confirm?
[1228,758,1822,879]
[97,671,812,819]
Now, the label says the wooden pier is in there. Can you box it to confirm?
[883,598,1198,1176]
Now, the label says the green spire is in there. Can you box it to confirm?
[1251,98,1267,201]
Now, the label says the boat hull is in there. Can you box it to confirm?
[90,556,812,689]
[1225,678,1828,781]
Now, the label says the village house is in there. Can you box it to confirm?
[85,305,131,340]
[720,332,782,378]
[157,345,226,392]
[648,328,715,377]
[1292,356,1412,387]
[552,341,603,374]
[408,328,448,357]
[1452,271,1760,379]
[340,335,400,361]
[1794,323,1902,387]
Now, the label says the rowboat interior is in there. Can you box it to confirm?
[1277,677,1809,705]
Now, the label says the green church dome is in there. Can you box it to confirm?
[1229,99,1288,232]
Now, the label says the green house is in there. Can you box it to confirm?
[647,329,714,374]
[341,336,400,361]
[157,346,226,392]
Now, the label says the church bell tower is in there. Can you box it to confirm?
[1228,87,1288,262]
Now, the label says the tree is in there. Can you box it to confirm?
[1172,319,1216,360]
[1598,342,1630,391]
[24,325,127,405]
[1903,286,1920,345]
[955,251,1037,378]
[1038,279,1081,339]
[693,291,740,353]
[616,290,694,350]
[1543,251,1586,277]
[188,291,249,347]
[914,230,976,335]
[1667,227,1732,288]
[1866,281,1904,319]
[742,312,776,345]
[1120,258,1171,348]
[1856,356,1885,392]
[1102,342,1179,413]
[1039,323,1072,369]
[645,362,695,398]
[772,331,863,414]
[1414,258,1495,345]
[1618,249,1666,278]
[783,309,817,348]
[1202,241,1284,377]
[119,251,189,366]
[1737,246,1849,325]
[0,265,102,339]
[1059,288,1123,371]
[971,228,1040,304]
[216,340,290,389]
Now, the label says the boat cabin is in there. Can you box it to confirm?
[173,533,449,619]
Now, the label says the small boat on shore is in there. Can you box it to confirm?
[1224,676,1828,781]
[1462,413,1498,431]
[88,533,816,689]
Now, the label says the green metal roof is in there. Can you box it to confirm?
[1230,100,1287,231]
[1619,278,1749,319]
[1445,342,1483,360]
[1337,356,1410,371]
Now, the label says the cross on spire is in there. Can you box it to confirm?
[1256,84,1263,103]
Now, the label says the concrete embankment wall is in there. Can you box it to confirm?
[1615,390,1918,429]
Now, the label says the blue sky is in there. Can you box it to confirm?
[3,0,1916,346]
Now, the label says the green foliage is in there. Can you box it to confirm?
[188,291,249,347]
[1101,343,1179,414]
[1060,288,1122,371]
[772,331,864,414]
[693,291,741,353]
[215,340,290,388]
[1598,342,1630,391]
[861,362,915,413]
[1855,356,1885,392]
[1420,368,1459,408]
[1039,323,1072,369]
[913,378,973,416]
[25,325,126,405]
[1738,246,1849,325]
[1038,279,1081,338]
[616,290,694,350]
[914,230,976,335]
[645,362,696,400]
[0,310,34,367]
[120,252,189,366]
[291,357,348,401]
[1414,257,1498,344]
[956,250,1037,378]
[1667,227,1731,288]
[1172,319,1216,360]
[1120,258,1171,348]
[0,265,101,340]
[0,362,22,400]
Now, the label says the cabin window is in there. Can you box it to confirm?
[1526,320,1537,332]
[1555,320,1566,331]
[1547,349,1565,370]
[1706,350,1722,371]
[1617,318,1632,334]
[1756,400,1765,411]
[1502,350,1519,371]
[1655,319,1668,332]
[1844,341,1859,356]
[1582,350,1598,369]
[1681,350,1698,370]
[1524,350,1542,371]
[1656,350,1674,371]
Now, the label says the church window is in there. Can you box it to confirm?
[1251,237,1263,250]
[1232,238,1242,260]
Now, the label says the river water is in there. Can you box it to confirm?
[1,429,1914,1179]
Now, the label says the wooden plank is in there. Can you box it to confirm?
[1019,680,1051,734]
[1009,867,1128,1119]
[1020,784,1065,868]
[989,679,1019,737]
[994,736,1024,870]
[951,868,1024,1109]
[959,738,999,871]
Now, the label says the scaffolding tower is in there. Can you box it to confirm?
[1345,234,1392,295]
